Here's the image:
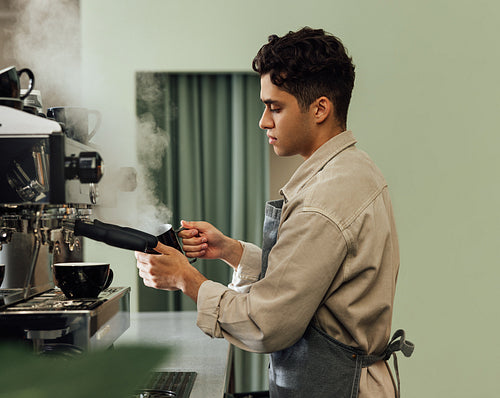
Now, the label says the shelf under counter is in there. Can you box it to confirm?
[115,311,232,398]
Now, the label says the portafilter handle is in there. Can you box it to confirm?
[68,219,158,252]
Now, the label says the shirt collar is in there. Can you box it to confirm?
[280,130,357,203]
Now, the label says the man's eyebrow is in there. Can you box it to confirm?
[262,99,278,105]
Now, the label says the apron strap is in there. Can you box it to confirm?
[383,329,415,398]
[361,329,414,398]
[383,329,415,360]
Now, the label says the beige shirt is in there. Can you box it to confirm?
[197,131,399,397]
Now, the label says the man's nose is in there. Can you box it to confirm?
[259,108,274,130]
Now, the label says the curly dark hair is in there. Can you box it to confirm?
[252,27,355,129]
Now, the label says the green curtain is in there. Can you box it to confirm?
[136,72,269,392]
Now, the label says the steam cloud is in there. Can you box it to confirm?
[5,0,82,106]
[92,111,172,235]
[134,113,172,234]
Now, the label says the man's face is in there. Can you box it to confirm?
[259,74,317,159]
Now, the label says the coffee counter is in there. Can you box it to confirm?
[116,311,232,398]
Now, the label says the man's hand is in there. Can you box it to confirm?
[135,242,207,302]
[178,220,243,269]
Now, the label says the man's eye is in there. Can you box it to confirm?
[270,108,280,113]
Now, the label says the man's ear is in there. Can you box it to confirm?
[312,96,332,124]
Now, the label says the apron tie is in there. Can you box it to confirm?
[363,329,414,397]
[383,329,415,398]
[383,329,415,360]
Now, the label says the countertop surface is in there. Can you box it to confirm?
[116,311,231,398]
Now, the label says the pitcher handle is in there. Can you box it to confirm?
[18,68,35,100]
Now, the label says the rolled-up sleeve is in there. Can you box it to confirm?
[228,241,262,293]
[196,280,227,338]
[197,241,262,335]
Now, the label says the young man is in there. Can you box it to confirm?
[136,27,412,397]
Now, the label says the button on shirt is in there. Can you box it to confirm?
[197,131,399,397]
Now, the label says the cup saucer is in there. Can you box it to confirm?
[0,97,23,110]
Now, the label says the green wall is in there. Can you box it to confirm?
[81,1,500,396]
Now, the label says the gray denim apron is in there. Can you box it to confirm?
[260,199,414,398]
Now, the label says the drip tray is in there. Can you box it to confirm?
[134,372,197,398]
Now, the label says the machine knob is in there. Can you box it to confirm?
[65,152,104,183]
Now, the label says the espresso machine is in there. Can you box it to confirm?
[0,104,130,354]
